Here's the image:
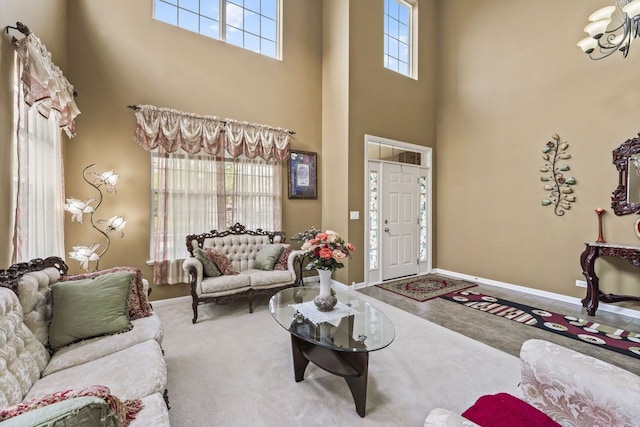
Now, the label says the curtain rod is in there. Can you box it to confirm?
[5,21,31,36]
[127,105,295,135]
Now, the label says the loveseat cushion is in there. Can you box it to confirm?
[61,267,153,321]
[274,244,292,271]
[245,269,294,287]
[0,385,141,427]
[200,274,251,294]
[253,243,284,270]
[205,248,238,275]
[44,314,164,376]
[25,340,166,402]
[461,393,559,427]
[0,396,118,427]
[48,271,133,350]
[194,247,222,277]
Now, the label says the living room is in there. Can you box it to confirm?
[1,0,640,425]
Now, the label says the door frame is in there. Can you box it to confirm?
[363,134,432,287]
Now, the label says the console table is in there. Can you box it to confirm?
[580,241,640,315]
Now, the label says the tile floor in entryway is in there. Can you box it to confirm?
[357,277,640,376]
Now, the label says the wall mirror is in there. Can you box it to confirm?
[612,134,640,215]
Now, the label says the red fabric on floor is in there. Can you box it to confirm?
[462,393,560,427]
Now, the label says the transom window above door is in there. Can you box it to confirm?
[153,0,281,59]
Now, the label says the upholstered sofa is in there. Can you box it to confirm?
[0,257,169,426]
[183,223,304,323]
[424,338,640,427]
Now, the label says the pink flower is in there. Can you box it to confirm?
[319,247,333,259]
[332,250,347,261]
[346,243,355,252]
[309,238,319,245]
[315,233,329,242]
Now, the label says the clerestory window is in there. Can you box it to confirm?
[153,0,280,59]
[384,0,416,78]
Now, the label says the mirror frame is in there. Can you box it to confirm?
[612,133,640,215]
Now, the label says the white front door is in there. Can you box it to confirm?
[381,163,419,281]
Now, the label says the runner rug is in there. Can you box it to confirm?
[375,274,477,302]
[440,289,640,359]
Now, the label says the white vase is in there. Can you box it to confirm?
[314,268,337,311]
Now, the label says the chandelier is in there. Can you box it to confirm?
[577,0,640,59]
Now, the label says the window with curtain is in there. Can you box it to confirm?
[11,33,80,263]
[150,152,281,267]
[133,104,290,285]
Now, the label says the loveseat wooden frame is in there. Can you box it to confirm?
[185,223,301,323]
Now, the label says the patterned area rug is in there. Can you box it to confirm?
[375,274,477,302]
[440,289,640,360]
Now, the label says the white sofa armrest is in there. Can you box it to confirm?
[182,257,203,289]
[519,339,640,426]
[424,408,480,427]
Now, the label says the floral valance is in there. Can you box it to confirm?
[14,34,81,138]
[132,105,291,162]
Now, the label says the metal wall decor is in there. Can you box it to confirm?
[540,134,577,216]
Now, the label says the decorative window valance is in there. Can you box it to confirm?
[14,33,81,138]
[132,105,291,162]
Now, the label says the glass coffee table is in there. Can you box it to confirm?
[269,287,395,417]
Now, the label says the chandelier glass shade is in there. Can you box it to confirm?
[578,0,640,59]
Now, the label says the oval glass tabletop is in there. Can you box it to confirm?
[269,287,395,353]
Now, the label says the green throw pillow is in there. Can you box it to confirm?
[254,243,284,271]
[48,271,133,350]
[193,247,221,277]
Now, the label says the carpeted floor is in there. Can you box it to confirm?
[375,274,476,302]
[441,289,640,360]
[153,291,519,426]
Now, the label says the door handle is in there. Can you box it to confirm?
[384,228,389,232]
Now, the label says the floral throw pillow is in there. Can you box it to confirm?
[61,267,153,320]
[205,248,239,275]
[0,385,143,426]
[274,244,292,271]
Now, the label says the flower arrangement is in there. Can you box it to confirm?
[300,229,355,271]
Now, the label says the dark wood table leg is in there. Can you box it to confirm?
[291,335,310,382]
[580,244,600,316]
[341,352,369,417]
[289,333,370,417]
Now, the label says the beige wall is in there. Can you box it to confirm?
[3,0,639,312]
[437,0,640,310]
[60,0,322,300]
[322,0,436,284]
[0,0,67,266]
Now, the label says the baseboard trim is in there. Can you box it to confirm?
[433,268,640,320]
[152,295,191,308]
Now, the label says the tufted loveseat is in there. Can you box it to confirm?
[0,257,169,426]
[183,223,304,323]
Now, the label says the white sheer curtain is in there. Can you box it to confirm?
[151,149,226,285]
[12,49,72,263]
[137,105,290,285]
[230,156,282,231]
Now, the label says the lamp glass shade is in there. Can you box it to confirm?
[577,36,598,52]
[589,6,616,21]
[584,19,612,37]
[623,0,640,18]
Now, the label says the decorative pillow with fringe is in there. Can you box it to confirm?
[0,385,143,426]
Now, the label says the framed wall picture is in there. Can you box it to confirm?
[288,150,317,199]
